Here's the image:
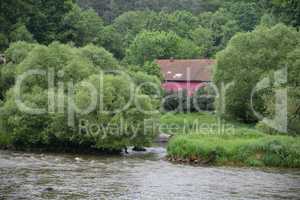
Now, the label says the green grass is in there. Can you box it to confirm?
[163,113,300,168]
[160,112,255,135]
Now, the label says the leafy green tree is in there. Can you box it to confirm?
[128,71,162,96]
[125,31,180,65]
[110,11,152,58]
[259,45,300,134]
[26,0,74,44]
[60,5,104,46]
[176,39,201,59]
[189,26,214,57]
[199,9,242,54]
[9,24,35,43]
[259,14,278,27]
[143,61,163,79]
[0,42,38,100]
[224,2,259,31]
[77,0,222,22]
[1,41,158,151]
[79,44,120,71]
[101,25,124,59]
[214,24,300,124]
[125,31,200,65]
[146,11,198,38]
[270,0,300,27]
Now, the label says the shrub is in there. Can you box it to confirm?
[162,86,216,113]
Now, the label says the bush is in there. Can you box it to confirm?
[162,86,216,113]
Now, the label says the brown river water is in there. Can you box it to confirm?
[0,147,300,200]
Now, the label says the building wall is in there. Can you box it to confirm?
[162,81,207,95]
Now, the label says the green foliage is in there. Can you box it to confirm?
[259,14,278,28]
[128,71,162,96]
[192,86,216,111]
[162,86,215,113]
[147,11,198,38]
[142,61,163,80]
[79,44,120,71]
[257,45,300,135]
[77,0,222,22]
[167,128,300,168]
[0,42,158,151]
[101,25,125,59]
[60,5,104,46]
[0,33,9,52]
[125,31,200,65]
[224,2,259,31]
[160,112,220,135]
[74,74,159,150]
[176,39,201,59]
[0,42,38,100]
[189,26,214,57]
[199,9,242,53]
[5,41,37,64]
[214,24,300,125]
[9,24,35,43]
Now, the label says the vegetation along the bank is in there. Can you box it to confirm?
[0,0,299,168]
[165,113,300,168]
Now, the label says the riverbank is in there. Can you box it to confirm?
[162,113,300,168]
[0,131,124,155]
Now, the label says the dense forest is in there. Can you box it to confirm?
[1,0,299,56]
[0,0,299,152]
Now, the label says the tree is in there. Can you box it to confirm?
[258,45,300,134]
[224,2,259,31]
[60,5,105,46]
[110,11,152,58]
[101,25,124,59]
[0,0,74,49]
[125,31,200,65]
[189,26,214,57]
[214,24,300,125]
[0,41,158,151]
[0,42,38,100]
[198,9,242,54]
[9,24,35,43]
[146,11,198,38]
[79,44,120,71]
[143,61,163,79]
[77,0,222,22]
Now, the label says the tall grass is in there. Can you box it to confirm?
[164,113,300,168]
[167,132,300,168]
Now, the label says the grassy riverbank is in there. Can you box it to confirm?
[163,113,300,168]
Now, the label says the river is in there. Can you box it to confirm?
[0,148,299,200]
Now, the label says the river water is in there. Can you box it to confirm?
[0,148,300,200]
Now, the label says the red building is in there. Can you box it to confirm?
[156,59,215,95]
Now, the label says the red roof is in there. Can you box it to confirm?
[156,59,215,82]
